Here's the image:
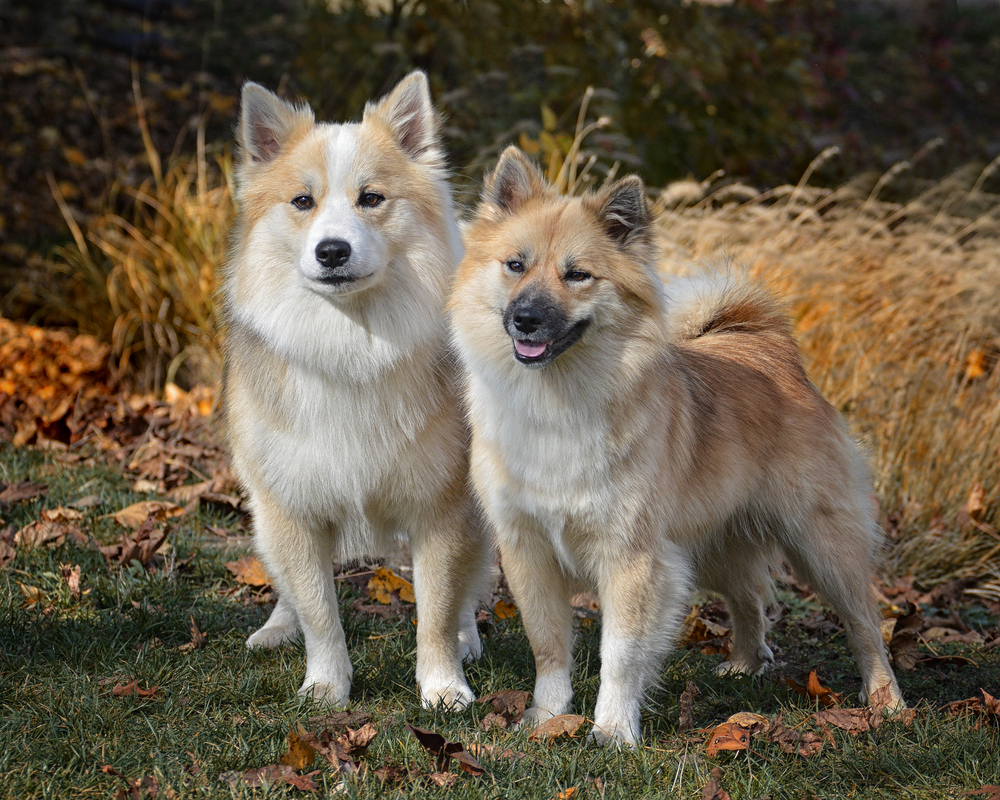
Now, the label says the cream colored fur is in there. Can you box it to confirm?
[449,147,903,745]
[222,72,489,709]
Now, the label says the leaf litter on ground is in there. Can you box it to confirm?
[405,724,485,776]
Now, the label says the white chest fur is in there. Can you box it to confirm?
[467,370,620,574]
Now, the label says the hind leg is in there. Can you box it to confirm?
[247,593,300,649]
[410,503,489,709]
[697,543,776,676]
[783,508,902,708]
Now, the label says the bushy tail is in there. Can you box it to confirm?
[663,271,790,343]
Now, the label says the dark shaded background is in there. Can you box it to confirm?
[2,0,998,323]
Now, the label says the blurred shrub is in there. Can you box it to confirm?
[288,0,820,190]
[47,87,231,393]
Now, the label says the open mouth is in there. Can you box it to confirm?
[512,319,590,366]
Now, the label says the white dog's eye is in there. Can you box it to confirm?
[291,194,315,211]
[359,191,385,208]
[505,259,525,274]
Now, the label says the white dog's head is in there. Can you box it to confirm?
[232,71,453,301]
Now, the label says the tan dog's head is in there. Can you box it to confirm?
[452,147,662,371]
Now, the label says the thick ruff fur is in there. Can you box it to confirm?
[449,147,903,745]
[222,72,489,709]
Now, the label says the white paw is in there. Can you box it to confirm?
[588,720,638,748]
[298,678,351,708]
[246,624,300,649]
[420,677,475,710]
[458,627,483,662]
[714,643,773,676]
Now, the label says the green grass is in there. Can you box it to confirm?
[1,443,998,799]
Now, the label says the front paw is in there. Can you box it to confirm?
[714,644,774,676]
[420,676,475,710]
[298,678,351,708]
[588,720,638,748]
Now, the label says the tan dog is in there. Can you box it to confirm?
[449,146,902,745]
[222,72,489,709]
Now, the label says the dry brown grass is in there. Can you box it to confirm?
[48,76,233,393]
[655,152,1000,590]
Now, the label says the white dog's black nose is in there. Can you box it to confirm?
[315,238,351,268]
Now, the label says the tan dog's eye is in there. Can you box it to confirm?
[566,269,593,282]
[359,191,385,208]
[291,194,315,210]
[505,260,525,274]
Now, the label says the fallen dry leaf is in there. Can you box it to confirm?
[962,787,1000,800]
[373,763,414,784]
[368,566,415,604]
[942,689,1000,728]
[101,765,159,800]
[678,680,698,732]
[681,608,731,646]
[726,711,771,734]
[60,563,82,600]
[177,616,206,654]
[18,582,44,608]
[479,689,530,730]
[297,722,377,775]
[493,599,518,620]
[813,707,879,734]
[112,681,159,698]
[0,481,48,505]
[99,513,168,570]
[527,714,586,743]
[553,788,578,800]
[405,724,486,775]
[427,772,458,788]
[705,722,750,756]
[339,723,377,757]
[224,555,272,588]
[42,506,83,523]
[280,725,317,772]
[114,500,184,530]
[219,764,319,791]
[889,601,924,671]
[0,529,15,569]
[15,519,84,549]
[700,767,732,800]
[766,714,825,757]
[783,669,842,707]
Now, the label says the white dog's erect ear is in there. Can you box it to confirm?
[482,147,549,216]
[365,71,440,161]
[590,175,651,248]
[238,82,314,164]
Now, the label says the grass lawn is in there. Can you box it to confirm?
[1,442,998,799]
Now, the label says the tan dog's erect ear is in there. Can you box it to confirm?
[365,71,441,162]
[238,82,314,165]
[482,146,550,216]
[589,175,651,249]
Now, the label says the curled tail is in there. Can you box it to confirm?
[663,272,791,343]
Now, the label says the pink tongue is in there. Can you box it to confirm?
[515,340,547,358]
